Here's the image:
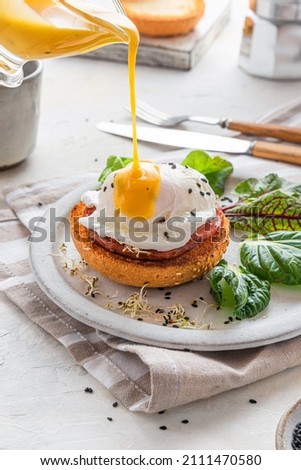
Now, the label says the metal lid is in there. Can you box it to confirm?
[251,0,301,22]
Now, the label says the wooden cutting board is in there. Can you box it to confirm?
[85,0,232,70]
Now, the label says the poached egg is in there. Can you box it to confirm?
[79,161,217,252]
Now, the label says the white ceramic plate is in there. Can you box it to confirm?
[29,156,301,351]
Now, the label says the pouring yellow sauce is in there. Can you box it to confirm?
[0,0,160,218]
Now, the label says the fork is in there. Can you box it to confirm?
[112,0,126,15]
[129,100,301,144]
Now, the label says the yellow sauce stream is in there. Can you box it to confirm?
[114,28,161,219]
[0,0,160,218]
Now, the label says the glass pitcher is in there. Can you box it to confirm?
[0,0,139,87]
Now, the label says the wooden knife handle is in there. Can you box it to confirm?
[251,141,301,165]
[227,120,301,144]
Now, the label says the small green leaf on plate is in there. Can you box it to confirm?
[224,173,301,234]
[181,150,233,196]
[224,190,301,234]
[233,173,301,201]
[98,156,132,183]
[240,231,301,285]
[208,260,271,319]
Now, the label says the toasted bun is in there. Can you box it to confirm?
[121,0,205,37]
[70,202,230,288]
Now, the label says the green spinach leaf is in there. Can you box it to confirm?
[208,260,271,319]
[240,231,301,285]
[98,156,132,183]
[181,150,233,196]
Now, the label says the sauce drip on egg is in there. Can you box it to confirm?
[114,161,161,219]
[114,33,161,220]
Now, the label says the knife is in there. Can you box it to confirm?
[97,122,301,166]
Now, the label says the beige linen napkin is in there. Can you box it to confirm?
[1,173,301,413]
[1,101,301,413]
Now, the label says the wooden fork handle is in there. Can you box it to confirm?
[226,120,301,144]
[251,141,301,165]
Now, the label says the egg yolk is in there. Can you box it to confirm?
[114,161,160,219]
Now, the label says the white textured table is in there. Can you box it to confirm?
[1,0,301,450]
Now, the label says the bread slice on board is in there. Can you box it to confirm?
[121,0,206,37]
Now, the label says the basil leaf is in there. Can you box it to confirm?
[240,231,301,285]
[181,150,233,196]
[98,156,132,183]
[224,189,301,234]
[208,260,271,319]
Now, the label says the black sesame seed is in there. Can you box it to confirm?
[249,399,257,404]
[112,402,118,408]
[221,196,233,202]
[159,426,167,430]
[172,325,179,328]
[196,183,201,188]
[165,296,171,300]
[206,192,211,196]
[185,165,189,169]
[157,217,166,224]
[200,191,205,196]
[201,178,208,183]
[157,287,165,291]
[190,210,196,217]
[292,422,301,449]
[188,188,192,194]
[164,231,169,239]
[228,316,233,322]
[168,162,174,166]
[199,296,204,300]
[111,183,114,188]
[158,410,166,414]
[103,186,107,192]
[191,301,198,308]
[165,291,171,296]
[85,387,93,393]
[224,320,230,324]
[184,316,190,321]
[137,318,143,321]
[181,419,189,424]
[118,301,123,305]
[216,306,221,310]
[38,202,43,207]
[107,417,113,421]
[235,317,242,321]
[183,348,191,352]
[162,323,167,326]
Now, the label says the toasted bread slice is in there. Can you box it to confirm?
[70,201,229,288]
[121,0,205,37]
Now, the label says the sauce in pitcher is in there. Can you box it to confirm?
[0,1,160,218]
